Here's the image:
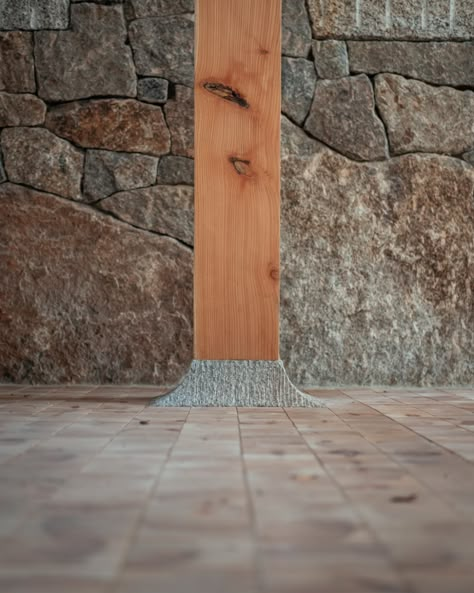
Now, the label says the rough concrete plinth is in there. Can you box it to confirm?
[151,360,323,407]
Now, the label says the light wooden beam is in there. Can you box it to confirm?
[194,0,281,360]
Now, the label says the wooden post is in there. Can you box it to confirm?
[194,0,281,361]
[153,0,320,407]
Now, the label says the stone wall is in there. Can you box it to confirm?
[0,0,472,385]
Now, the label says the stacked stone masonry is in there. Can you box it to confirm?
[0,0,472,385]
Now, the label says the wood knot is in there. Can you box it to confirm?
[202,82,249,109]
[229,157,252,177]
[269,267,279,281]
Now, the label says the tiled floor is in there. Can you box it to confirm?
[0,385,474,593]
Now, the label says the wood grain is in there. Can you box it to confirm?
[194,0,281,360]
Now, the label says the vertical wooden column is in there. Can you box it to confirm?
[194,0,281,361]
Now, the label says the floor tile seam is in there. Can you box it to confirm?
[333,398,474,521]
[237,406,273,593]
[345,396,474,466]
[283,407,417,592]
[0,406,149,541]
[106,407,192,593]
[285,407,433,593]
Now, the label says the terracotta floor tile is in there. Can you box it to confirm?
[0,386,473,592]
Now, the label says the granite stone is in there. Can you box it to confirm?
[281,148,474,385]
[313,40,349,79]
[45,99,170,156]
[0,32,35,92]
[83,150,159,202]
[348,41,474,88]
[126,0,194,17]
[0,93,46,127]
[307,0,473,40]
[305,75,388,161]
[0,0,70,30]
[35,4,136,102]
[1,127,83,200]
[129,15,194,87]
[282,57,317,125]
[0,183,192,384]
[156,155,194,185]
[281,115,325,158]
[137,78,169,104]
[463,150,474,165]
[164,85,194,158]
[375,74,474,156]
[282,0,312,58]
[153,360,323,407]
[98,184,194,245]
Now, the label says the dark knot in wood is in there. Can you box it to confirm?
[203,82,249,109]
[229,157,251,176]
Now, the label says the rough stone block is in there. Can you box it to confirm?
[0,32,35,92]
[1,127,83,200]
[129,15,194,86]
[156,155,194,185]
[281,147,474,385]
[282,0,312,57]
[35,4,136,102]
[164,85,194,157]
[98,185,194,245]
[282,57,317,125]
[0,93,46,127]
[348,41,474,88]
[375,74,474,155]
[313,40,349,79]
[46,99,170,156]
[305,75,388,161]
[0,183,192,384]
[307,0,473,40]
[137,78,169,104]
[0,0,70,30]
[83,150,159,202]
[127,0,193,17]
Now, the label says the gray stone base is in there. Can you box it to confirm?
[151,360,323,407]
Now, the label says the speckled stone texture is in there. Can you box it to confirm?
[0,183,192,383]
[0,0,473,387]
[307,0,473,39]
[280,146,474,386]
[153,360,323,407]
[0,0,70,30]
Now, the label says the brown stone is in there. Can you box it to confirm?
[1,128,83,200]
[45,99,170,156]
[0,183,192,384]
[304,75,388,161]
[83,150,158,202]
[281,148,474,385]
[0,32,35,93]
[375,74,474,156]
[164,85,194,158]
[35,4,136,102]
[0,93,46,127]
[348,41,474,88]
[98,185,194,245]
